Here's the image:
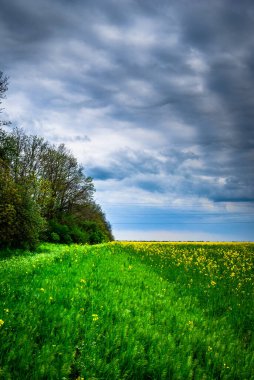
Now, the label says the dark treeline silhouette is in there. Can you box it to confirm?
[0,71,113,249]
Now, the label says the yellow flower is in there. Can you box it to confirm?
[40,288,45,292]
[211,281,216,286]
[4,309,9,313]
[80,279,86,283]
[0,319,4,327]
[187,320,194,329]
[92,314,99,321]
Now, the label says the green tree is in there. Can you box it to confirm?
[74,201,114,242]
[40,143,95,219]
[0,159,45,249]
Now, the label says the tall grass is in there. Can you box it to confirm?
[0,242,253,379]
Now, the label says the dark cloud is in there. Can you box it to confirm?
[179,1,254,52]
[89,149,162,180]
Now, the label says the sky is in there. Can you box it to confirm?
[0,0,254,241]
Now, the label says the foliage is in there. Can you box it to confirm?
[46,213,111,245]
[72,201,114,242]
[0,159,45,249]
[0,242,253,379]
[46,217,87,245]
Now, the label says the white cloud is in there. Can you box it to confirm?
[186,49,209,73]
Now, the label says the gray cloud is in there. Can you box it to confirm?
[88,145,254,204]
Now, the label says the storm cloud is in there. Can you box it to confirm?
[1,0,253,240]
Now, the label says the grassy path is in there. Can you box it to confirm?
[0,242,253,379]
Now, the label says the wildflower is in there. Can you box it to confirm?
[0,320,4,327]
[4,309,9,313]
[211,281,216,286]
[40,288,45,292]
[80,279,86,283]
[187,320,194,329]
[92,314,99,321]
[49,296,53,301]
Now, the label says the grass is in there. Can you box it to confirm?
[0,242,253,379]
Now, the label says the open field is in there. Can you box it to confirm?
[0,242,253,379]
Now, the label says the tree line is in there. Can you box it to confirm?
[0,71,113,249]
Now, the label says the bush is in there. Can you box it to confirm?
[50,232,60,242]
[81,221,105,244]
[46,220,72,244]
[45,217,107,245]
[69,225,89,244]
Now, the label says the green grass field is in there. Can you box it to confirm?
[0,242,253,379]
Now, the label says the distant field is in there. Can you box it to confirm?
[0,242,253,379]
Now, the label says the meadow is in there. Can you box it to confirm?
[0,242,253,379]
